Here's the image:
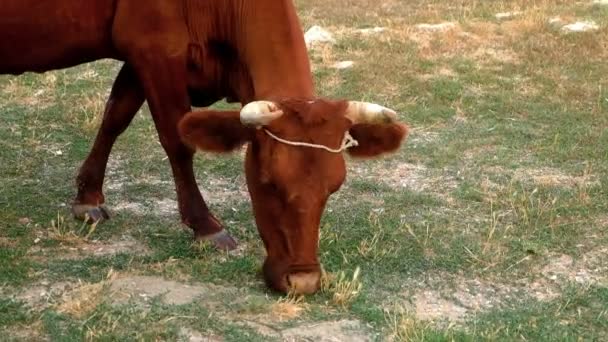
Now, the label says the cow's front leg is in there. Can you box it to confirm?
[133,56,237,251]
[73,63,144,222]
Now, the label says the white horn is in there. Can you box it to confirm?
[240,101,284,127]
[345,101,398,125]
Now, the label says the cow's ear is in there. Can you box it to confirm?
[178,110,254,153]
[346,122,409,158]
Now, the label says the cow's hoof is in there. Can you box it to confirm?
[72,204,110,223]
[197,230,238,251]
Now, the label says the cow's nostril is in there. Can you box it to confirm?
[286,271,321,295]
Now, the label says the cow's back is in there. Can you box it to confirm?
[0,0,117,74]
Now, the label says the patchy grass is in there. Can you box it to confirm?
[1,0,607,340]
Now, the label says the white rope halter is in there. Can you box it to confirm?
[263,129,359,153]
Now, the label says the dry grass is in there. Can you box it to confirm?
[320,266,363,307]
[147,257,193,283]
[73,92,106,134]
[358,212,396,260]
[56,269,118,318]
[48,213,99,245]
[271,292,308,321]
[384,307,433,342]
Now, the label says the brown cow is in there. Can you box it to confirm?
[178,99,408,294]
[1,0,409,294]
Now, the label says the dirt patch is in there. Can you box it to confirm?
[541,251,607,285]
[29,235,150,260]
[153,198,179,217]
[349,162,458,194]
[513,167,599,188]
[406,22,463,55]
[107,174,248,218]
[114,201,147,215]
[392,273,523,325]
[15,281,75,311]
[3,321,46,342]
[70,237,150,259]
[281,320,372,342]
[105,155,130,191]
[412,290,468,321]
[109,275,226,306]
[388,248,608,325]
[0,236,18,248]
[596,215,608,227]
[471,46,519,64]
[179,327,224,342]
[202,177,249,203]
[389,18,525,66]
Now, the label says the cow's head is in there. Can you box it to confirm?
[178,98,408,294]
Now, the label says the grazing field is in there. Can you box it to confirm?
[1,0,607,340]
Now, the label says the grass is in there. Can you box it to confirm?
[1,0,608,340]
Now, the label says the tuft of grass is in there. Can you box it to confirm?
[320,266,363,308]
[384,309,430,342]
[48,212,100,245]
[55,269,117,319]
[271,292,308,321]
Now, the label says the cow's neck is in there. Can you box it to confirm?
[236,0,315,102]
[183,0,314,104]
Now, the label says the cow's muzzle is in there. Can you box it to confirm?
[263,259,321,294]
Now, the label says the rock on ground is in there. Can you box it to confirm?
[415,22,457,32]
[332,61,354,69]
[561,21,599,33]
[304,26,335,46]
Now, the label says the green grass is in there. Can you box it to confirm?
[1,0,608,340]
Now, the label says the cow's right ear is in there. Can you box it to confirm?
[178,110,254,153]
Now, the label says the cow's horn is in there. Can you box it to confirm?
[345,101,398,125]
[240,101,284,127]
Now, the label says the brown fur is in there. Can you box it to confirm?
[179,99,408,293]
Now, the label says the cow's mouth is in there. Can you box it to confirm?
[264,260,321,294]
[286,271,321,295]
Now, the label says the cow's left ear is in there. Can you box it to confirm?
[178,110,254,153]
[346,122,409,158]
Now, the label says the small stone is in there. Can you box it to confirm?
[495,11,521,20]
[18,217,31,225]
[332,61,354,69]
[415,22,457,32]
[548,17,563,25]
[593,0,608,5]
[358,27,386,34]
[304,26,335,46]
[561,21,599,33]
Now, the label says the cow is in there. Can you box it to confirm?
[1,0,409,294]
[179,99,408,294]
